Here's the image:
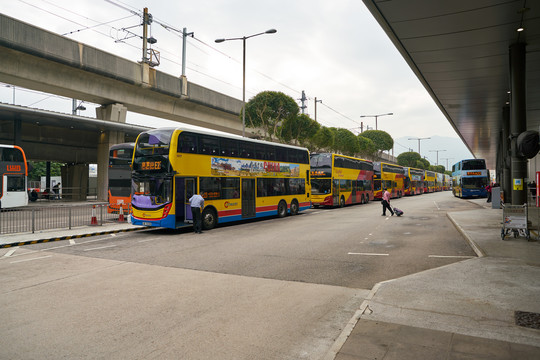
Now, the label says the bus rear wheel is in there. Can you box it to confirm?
[290,200,299,215]
[202,207,218,230]
[339,196,345,208]
[277,200,287,218]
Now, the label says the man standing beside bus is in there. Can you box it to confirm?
[381,188,394,216]
[189,192,205,234]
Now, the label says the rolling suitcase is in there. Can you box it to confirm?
[393,207,404,216]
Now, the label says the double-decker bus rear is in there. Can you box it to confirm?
[108,143,134,213]
[310,153,373,207]
[373,162,404,200]
[403,167,424,196]
[0,145,28,209]
[424,171,436,193]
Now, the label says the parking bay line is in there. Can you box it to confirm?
[348,252,389,256]
[83,245,117,252]
[10,255,52,264]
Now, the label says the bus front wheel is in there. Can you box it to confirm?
[339,197,345,208]
[277,201,287,218]
[202,207,218,230]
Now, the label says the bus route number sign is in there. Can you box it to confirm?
[141,161,161,171]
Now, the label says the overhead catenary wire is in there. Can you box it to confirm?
[13,0,373,135]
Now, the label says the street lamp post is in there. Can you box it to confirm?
[215,29,277,137]
[429,149,446,165]
[408,137,431,156]
[360,112,393,130]
[441,157,453,171]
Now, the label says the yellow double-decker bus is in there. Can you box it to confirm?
[310,153,373,208]
[373,162,405,199]
[130,128,311,230]
[424,170,436,193]
[403,167,424,196]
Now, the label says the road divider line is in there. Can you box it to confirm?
[348,252,389,256]
[83,245,117,251]
[428,255,475,259]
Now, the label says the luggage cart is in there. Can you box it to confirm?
[501,203,530,240]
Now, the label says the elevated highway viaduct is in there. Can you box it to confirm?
[0,14,244,201]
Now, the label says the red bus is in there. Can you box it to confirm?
[310,153,373,207]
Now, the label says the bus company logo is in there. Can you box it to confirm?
[467,171,481,175]
[224,201,238,208]
[7,165,21,172]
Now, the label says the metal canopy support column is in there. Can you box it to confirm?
[509,43,527,205]
[502,105,512,203]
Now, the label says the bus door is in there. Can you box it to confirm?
[184,178,196,223]
[333,179,339,206]
[242,178,256,218]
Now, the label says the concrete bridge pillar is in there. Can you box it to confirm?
[95,104,127,201]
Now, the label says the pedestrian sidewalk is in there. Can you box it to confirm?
[328,199,540,359]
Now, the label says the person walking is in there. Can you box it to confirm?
[486,183,492,203]
[381,187,394,216]
[189,192,205,234]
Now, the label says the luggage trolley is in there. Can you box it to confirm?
[501,203,530,240]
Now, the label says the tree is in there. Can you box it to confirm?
[28,161,62,181]
[359,130,393,152]
[397,152,422,167]
[334,128,359,156]
[418,158,430,169]
[310,126,334,152]
[280,113,320,146]
[244,91,299,141]
[357,136,377,159]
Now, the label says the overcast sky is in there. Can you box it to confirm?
[1,0,472,162]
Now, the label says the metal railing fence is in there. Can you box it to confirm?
[0,203,131,235]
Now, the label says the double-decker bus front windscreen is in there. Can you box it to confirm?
[452,159,489,198]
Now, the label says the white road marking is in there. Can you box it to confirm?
[3,247,19,257]
[69,239,76,245]
[348,252,389,256]
[428,255,475,259]
[11,255,52,264]
[83,245,117,251]
[434,201,441,210]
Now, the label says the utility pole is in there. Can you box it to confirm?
[314,97,322,122]
[181,27,194,77]
[429,149,446,165]
[298,91,307,114]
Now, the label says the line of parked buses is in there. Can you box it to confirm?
[105,127,488,231]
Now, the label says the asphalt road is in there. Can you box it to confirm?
[0,191,478,359]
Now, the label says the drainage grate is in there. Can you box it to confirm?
[515,311,540,330]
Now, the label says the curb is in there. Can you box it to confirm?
[0,226,149,248]
[447,212,486,257]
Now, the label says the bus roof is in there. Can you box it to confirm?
[139,127,309,152]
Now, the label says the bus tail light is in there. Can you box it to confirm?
[163,203,172,218]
